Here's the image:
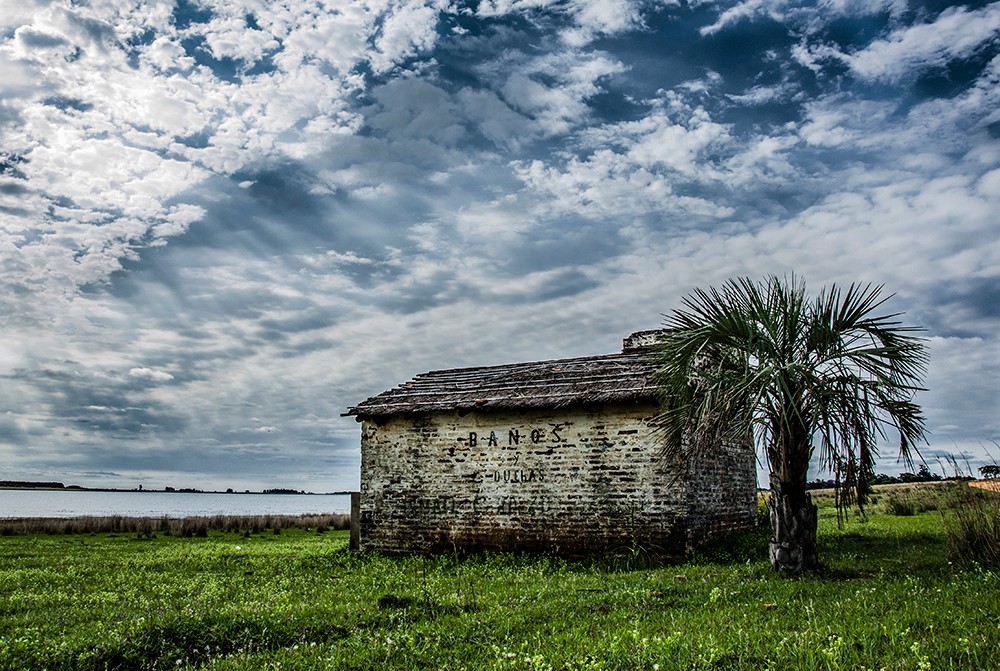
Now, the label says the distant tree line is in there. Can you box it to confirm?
[1,481,323,494]
[1,481,66,489]
[806,463,975,490]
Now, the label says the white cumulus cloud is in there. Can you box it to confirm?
[846,4,1000,82]
[129,367,175,382]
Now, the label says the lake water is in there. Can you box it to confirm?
[0,489,351,519]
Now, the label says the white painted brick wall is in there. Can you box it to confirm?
[358,401,756,556]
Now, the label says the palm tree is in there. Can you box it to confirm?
[655,276,928,572]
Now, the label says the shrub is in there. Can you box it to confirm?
[883,491,917,516]
[756,491,770,526]
[881,485,948,516]
[943,483,1000,567]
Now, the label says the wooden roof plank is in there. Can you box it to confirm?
[345,346,661,418]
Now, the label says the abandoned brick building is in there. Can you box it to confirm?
[345,331,757,556]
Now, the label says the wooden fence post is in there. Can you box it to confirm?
[350,491,360,551]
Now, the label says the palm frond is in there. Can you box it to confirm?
[654,275,929,524]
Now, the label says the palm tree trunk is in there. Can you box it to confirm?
[768,474,818,572]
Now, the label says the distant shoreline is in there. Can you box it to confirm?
[0,482,352,496]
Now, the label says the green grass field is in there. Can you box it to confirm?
[1,494,997,670]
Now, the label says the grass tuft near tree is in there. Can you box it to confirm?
[655,275,928,573]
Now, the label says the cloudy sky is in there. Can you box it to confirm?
[1,0,998,493]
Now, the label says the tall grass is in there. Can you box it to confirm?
[871,480,1000,567]
[880,487,947,516]
[0,513,349,537]
[942,483,1000,567]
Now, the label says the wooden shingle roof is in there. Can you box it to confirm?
[345,331,663,419]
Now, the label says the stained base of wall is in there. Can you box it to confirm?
[357,525,690,559]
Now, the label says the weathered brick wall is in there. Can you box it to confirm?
[358,402,755,556]
[684,436,759,545]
